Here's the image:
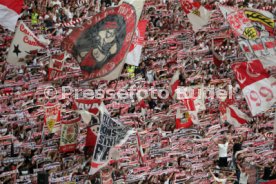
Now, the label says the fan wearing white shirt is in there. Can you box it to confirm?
[214,135,231,168]
[209,168,235,184]
[237,162,248,184]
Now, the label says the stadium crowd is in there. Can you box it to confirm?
[0,0,276,183]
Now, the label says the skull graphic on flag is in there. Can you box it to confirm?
[62,2,140,80]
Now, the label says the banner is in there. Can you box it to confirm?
[44,103,61,134]
[62,0,145,80]
[175,109,193,129]
[89,113,133,175]
[126,20,148,66]
[180,85,206,112]
[239,37,276,60]
[232,60,276,116]
[244,8,275,37]
[221,7,276,61]
[59,116,80,153]
[48,52,66,81]
[7,21,47,66]
[219,5,259,40]
[179,0,210,32]
[227,10,259,40]
[73,98,102,115]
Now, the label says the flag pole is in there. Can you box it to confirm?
[273,107,276,150]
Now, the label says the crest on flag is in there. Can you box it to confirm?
[60,116,80,153]
[61,123,78,144]
[227,10,259,40]
[244,9,275,36]
[192,9,200,16]
[175,109,193,129]
[44,103,61,134]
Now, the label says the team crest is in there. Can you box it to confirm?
[47,119,55,133]
[227,11,260,40]
[192,9,200,16]
[243,27,259,40]
[61,123,78,144]
[180,112,190,123]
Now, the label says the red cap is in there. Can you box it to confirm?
[103,21,118,29]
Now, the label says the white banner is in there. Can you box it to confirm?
[89,113,133,175]
[7,21,48,66]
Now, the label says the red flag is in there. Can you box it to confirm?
[85,112,100,149]
[232,60,276,116]
[224,105,250,127]
[175,109,193,129]
[85,122,98,147]
[260,180,276,184]
[213,54,223,67]
[44,102,61,134]
[183,99,195,111]
[0,0,24,31]
[48,52,66,81]
[126,20,148,66]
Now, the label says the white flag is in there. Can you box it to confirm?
[0,0,23,31]
[89,112,134,175]
[7,21,48,66]
[232,60,276,116]
[179,0,210,32]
